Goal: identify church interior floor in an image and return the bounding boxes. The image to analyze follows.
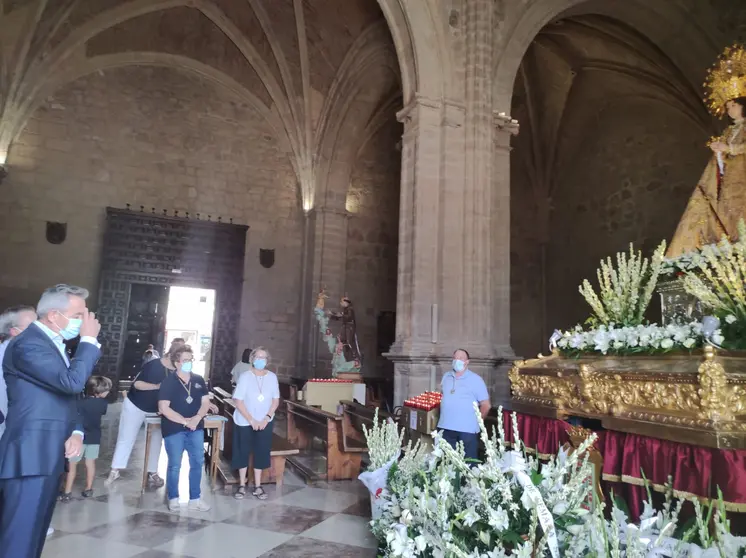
[42,402,377,558]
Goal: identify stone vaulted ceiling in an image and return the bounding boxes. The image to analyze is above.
[510,14,712,244]
[0,0,402,207]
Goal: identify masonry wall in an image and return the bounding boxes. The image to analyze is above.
[0,66,303,377]
[511,98,708,357]
[346,118,402,376]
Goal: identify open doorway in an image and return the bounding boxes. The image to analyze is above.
[165,286,217,378]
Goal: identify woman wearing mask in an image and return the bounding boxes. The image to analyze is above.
[158,345,211,511]
[229,347,253,385]
[106,338,186,487]
[231,347,280,500]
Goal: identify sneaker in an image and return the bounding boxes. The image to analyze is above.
[58,492,72,503]
[188,499,211,512]
[168,498,181,511]
[46,528,54,537]
[82,489,94,498]
[147,472,165,488]
[104,469,121,486]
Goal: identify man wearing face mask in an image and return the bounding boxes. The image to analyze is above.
[437,349,491,461]
[0,305,38,441]
[0,284,101,558]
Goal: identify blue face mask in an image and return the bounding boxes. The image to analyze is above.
[58,313,82,341]
[181,361,193,373]
[452,359,466,373]
[253,358,267,370]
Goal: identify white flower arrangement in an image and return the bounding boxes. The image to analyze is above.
[579,242,666,327]
[368,405,746,557]
[661,244,722,276]
[555,322,707,356]
[362,407,404,471]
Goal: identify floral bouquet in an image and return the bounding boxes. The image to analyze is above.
[368,404,746,557]
[359,408,404,519]
[555,322,709,356]
[371,405,597,557]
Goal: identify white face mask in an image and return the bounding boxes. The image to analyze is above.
[452,359,466,373]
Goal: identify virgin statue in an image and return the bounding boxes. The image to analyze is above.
[668,45,746,257]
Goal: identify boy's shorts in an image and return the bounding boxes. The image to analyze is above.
[68,444,100,463]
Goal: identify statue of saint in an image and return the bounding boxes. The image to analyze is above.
[315,287,329,310]
[668,45,746,257]
[328,296,362,364]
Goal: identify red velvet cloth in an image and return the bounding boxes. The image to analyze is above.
[501,410,746,520]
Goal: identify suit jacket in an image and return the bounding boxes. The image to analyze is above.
[0,324,100,478]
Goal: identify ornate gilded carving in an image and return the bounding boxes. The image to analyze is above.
[509,347,746,449]
[698,345,732,421]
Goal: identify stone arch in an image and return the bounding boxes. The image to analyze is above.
[375,0,453,103]
[313,23,401,210]
[6,51,298,180]
[494,0,717,112]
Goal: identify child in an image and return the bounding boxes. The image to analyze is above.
[60,375,112,501]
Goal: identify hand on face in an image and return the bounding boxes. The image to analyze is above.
[80,311,101,338]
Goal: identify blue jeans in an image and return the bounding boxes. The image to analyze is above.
[163,429,204,501]
[441,429,479,461]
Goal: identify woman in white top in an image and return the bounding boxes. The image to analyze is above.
[231,346,280,500]
[230,347,253,385]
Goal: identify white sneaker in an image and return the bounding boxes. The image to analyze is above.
[104,469,121,486]
[46,528,54,537]
[188,499,211,512]
[168,498,181,511]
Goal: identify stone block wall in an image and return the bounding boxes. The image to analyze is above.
[346,118,402,377]
[0,66,303,378]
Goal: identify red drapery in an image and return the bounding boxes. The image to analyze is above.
[499,410,746,518]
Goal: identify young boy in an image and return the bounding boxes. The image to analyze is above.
[60,375,112,501]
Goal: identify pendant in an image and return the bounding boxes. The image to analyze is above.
[450,389,455,394]
[186,396,193,404]
[257,394,265,402]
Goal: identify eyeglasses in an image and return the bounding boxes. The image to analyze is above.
[181,358,194,363]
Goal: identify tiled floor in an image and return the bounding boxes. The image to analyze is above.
[42,402,377,558]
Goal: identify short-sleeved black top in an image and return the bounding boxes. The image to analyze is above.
[77,397,109,445]
[157,372,209,438]
[128,359,170,413]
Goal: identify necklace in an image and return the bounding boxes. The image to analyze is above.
[254,371,266,402]
[179,374,193,404]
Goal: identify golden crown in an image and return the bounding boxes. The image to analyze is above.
[704,44,746,117]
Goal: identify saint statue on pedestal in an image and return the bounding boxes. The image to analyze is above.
[328,296,362,364]
[668,45,746,257]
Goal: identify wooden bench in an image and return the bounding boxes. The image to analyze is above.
[340,400,394,453]
[216,433,299,487]
[286,399,362,482]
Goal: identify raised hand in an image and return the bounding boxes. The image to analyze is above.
[80,311,101,338]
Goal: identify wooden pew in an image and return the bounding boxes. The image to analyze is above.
[216,434,299,487]
[286,399,362,482]
[340,400,395,453]
[278,380,298,418]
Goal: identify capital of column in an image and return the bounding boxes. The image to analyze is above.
[308,205,350,219]
[493,110,520,135]
[396,94,465,129]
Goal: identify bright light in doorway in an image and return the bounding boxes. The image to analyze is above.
[165,286,216,378]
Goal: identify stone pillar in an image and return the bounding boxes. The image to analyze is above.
[299,204,349,376]
[387,0,517,406]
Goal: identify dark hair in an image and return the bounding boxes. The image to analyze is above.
[453,348,470,360]
[730,97,746,120]
[241,347,253,364]
[166,338,186,357]
[171,337,185,344]
[170,344,193,367]
[87,375,113,397]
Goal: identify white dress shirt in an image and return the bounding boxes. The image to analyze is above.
[32,321,100,439]
[0,340,9,440]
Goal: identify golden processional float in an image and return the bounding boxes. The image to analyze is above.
[509,45,746,510]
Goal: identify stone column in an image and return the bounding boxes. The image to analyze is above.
[298,204,349,376]
[387,0,517,405]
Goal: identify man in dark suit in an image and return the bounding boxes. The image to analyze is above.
[0,284,101,558]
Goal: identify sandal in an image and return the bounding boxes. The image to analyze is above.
[82,489,94,498]
[234,485,246,500]
[252,486,268,500]
[58,492,72,503]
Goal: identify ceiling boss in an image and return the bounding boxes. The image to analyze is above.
[668,45,746,257]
